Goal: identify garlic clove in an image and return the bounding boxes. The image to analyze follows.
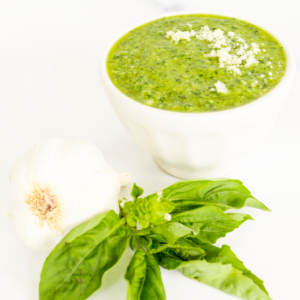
[9,138,130,251]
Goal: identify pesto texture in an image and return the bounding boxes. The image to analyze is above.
[107,15,286,112]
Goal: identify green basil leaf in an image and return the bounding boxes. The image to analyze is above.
[154,252,183,270]
[131,183,144,199]
[156,252,271,300]
[127,214,137,227]
[245,198,271,211]
[125,194,174,229]
[124,201,135,213]
[172,206,252,244]
[201,244,269,295]
[161,179,270,212]
[125,249,166,300]
[129,235,137,251]
[178,260,271,300]
[150,222,196,244]
[39,210,128,300]
[149,238,206,261]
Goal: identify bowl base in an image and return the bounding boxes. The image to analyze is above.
[154,158,242,179]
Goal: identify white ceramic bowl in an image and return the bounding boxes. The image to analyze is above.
[100,12,295,179]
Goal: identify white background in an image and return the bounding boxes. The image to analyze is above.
[1,1,300,299]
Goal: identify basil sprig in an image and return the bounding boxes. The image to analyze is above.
[39,179,272,300]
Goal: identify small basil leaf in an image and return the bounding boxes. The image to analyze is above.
[139,236,153,249]
[150,222,196,244]
[172,206,252,244]
[201,244,269,295]
[39,210,128,300]
[127,195,174,229]
[245,197,271,211]
[125,249,166,300]
[162,179,266,212]
[129,235,137,251]
[131,183,144,199]
[154,252,183,270]
[149,238,206,261]
[127,214,137,227]
[124,201,135,213]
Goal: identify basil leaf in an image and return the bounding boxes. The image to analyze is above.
[154,252,183,270]
[125,249,166,300]
[156,253,271,300]
[172,206,252,244]
[124,194,174,229]
[39,210,128,300]
[129,235,137,251]
[178,260,271,300]
[201,244,268,295]
[245,197,271,211]
[161,179,270,211]
[149,238,206,261]
[150,222,196,244]
[131,183,144,199]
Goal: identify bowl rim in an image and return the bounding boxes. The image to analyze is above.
[100,11,295,119]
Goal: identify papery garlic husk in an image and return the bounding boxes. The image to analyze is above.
[9,138,130,251]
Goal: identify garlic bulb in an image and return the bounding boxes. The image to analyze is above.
[9,138,130,251]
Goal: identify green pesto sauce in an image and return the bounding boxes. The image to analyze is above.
[107,14,286,112]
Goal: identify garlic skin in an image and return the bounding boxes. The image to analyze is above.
[9,138,126,251]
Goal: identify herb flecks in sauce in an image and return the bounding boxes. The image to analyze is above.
[107,15,286,112]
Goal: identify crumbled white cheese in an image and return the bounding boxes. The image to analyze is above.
[196,26,228,48]
[270,66,273,68]
[214,81,228,93]
[241,80,246,85]
[190,30,197,37]
[245,53,258,68]
[209,39,259,73]
[267,62,272,65]
[227,65,241,75]
[166,26,261,75]
[263,49,266,52]
[251,42,260,51]
[166,30,192,43]
[164,213,172,221]
[210,88,216,92]
[260,74,265,78]
[268,72,273,76]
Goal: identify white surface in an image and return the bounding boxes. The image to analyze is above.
[100,10,295,179]
[0,1,299,299]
